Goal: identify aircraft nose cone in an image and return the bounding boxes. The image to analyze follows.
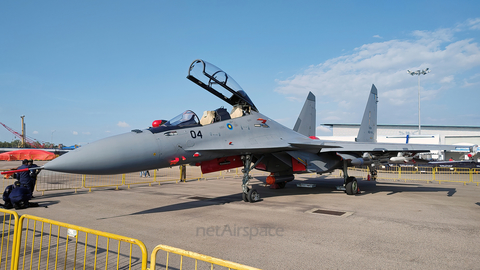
[44,131,161,174]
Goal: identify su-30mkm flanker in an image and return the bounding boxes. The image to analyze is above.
[11,59,472,202]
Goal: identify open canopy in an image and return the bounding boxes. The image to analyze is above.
[186,59,258,112]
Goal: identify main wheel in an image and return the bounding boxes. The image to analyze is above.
[247,189,260,203]
[345,178,358,195]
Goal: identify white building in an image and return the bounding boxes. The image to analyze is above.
[318,124,480,161]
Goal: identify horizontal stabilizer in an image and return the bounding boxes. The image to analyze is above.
[322,141,465,153]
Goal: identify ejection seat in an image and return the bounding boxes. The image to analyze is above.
[230,105,244,119]
[200,111,215,125]
[200,108,232,125]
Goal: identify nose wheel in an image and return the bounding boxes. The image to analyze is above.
[241,155,262,203]
[242,188,260,202]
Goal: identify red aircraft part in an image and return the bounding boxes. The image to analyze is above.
[292,157,306,172]
[266,174,295,185]
[200,155,243,174]
[254,158,306,172]
[0,167,30,175]
[152,120,167,128]
[256,162,267,170]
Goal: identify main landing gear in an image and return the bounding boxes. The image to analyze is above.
[241,154,262,203]
[369,165,378,181]
[343,161,359,195]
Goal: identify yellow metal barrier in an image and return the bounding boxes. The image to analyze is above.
[433,167,471,185]
[153,167,183,183]
[346,167,369,180]
[0,209,19,270]
[35,170,83,194]
[124,171,156,188]
[181,166,204,182]
[361,166,478,185]
[396,166,435,182]
[375,166,401,181]
[0,170,16,193]
[201,170,226,180]
[84,173,124,191]
[14,215,148,270]
[472,168,480,186]
[149,244,261,270]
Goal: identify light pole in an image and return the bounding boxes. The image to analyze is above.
[407,68,430,135]
[51,130,56,146]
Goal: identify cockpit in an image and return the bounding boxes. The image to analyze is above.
[148,110,200,134]
[148,106,237,134]
[148,59,257,134]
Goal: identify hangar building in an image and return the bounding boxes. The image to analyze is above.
[318,124,480,161]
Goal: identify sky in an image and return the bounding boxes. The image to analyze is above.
[1,1,479,146]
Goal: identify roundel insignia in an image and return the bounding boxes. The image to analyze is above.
[227,123,233,130]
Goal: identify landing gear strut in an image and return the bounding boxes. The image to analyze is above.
[342,161,358,195]
[369,165,377,181]
[241,154,262,203]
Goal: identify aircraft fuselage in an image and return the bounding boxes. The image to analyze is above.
[43,111,307,175]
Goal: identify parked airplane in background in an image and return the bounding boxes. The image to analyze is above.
[6,59,472,202]
[349,89,477,169]
[60,144,81,150]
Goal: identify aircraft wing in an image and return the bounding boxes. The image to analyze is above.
[319,141,464,153]
[186,138,459,156]
[184,139,342,155]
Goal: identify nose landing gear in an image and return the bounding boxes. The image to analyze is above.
[241,154,262,203]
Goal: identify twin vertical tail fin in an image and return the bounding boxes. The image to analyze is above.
[293,85,377,141]
[293,92,316,137]
[356,84,378,143]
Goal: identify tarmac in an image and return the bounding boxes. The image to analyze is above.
[2,160,480,269]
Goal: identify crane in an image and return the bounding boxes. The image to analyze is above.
[0,121,45,148]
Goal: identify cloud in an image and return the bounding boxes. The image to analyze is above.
[440,75,454,83]
[32,131,38,134]
[373,35,382,39]
[82,132,91,135]
[467,18,480,30]
[73,131,78,135]
[117,121,130,128]
[274,18,480,124]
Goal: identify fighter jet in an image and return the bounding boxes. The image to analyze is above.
[31,59,471,202]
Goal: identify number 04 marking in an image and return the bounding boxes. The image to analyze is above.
[190,130,203,139]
